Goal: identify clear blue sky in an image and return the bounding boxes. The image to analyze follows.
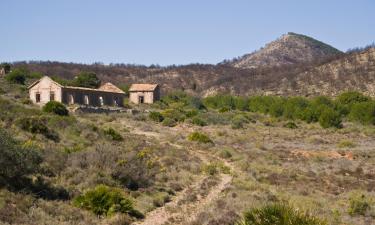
[1,0,374,66]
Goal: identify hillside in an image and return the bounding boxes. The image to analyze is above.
[11,47,375,97]
[1,75,375,225]
[229,32,343,69]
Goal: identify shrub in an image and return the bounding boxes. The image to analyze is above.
[188,132,213,144]
[162,108,186,122]
[236,203,326,225]
[231,114,248,129]
[337,140,356,148]
[17,117,60,142]
[348,194,372,216]
[191,116,208,126]
[318,108,342,128]
[0,128,42,183]
[348,102,375,125]
[152,192,171,207]
[5,68,26,84]
[104,128,123,141]
[42,101,69,116]
[337,91,370,106]
[73,185,142,218]
[282,97,310,120]
[219,148,233,159]
[283,121,298,129]
[149,111,164,122]
[162,118,177,127]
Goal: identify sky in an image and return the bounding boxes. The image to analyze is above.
[1,0,374,66]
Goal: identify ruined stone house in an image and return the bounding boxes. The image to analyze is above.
[0,68,5,76]
[28,76,126,107]
[129,84,160,104]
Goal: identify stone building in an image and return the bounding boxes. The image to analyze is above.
[28,76,126,107]
[129,84,160,104]
[0,68,5,76]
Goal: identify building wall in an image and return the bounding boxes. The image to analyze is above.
[61,88,125,107]
[129,91,155,104]
[29,77,62,105]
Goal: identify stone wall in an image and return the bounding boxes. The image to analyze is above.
[62,87,125,107]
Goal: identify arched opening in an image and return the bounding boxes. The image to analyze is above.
[99,96,104,106]
[84,95,89,105]
[68,94,74,104]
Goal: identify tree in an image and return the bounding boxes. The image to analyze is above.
[349,102,375,125]
[5,68,27,84]
[73,72,101,88]
[319,108,342,128]
[1,63,11,73]
[337,91,370,106]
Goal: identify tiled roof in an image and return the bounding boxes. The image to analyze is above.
[129,84,158,92]
[98,83,125,94]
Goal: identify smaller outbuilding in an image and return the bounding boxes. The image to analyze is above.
[129,84,160,104]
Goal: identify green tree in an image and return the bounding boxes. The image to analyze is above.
[73,72,101,88]
[348,102,375,125]
[319,108,342,128]
[337,91,370,106]
[5,68,27,84]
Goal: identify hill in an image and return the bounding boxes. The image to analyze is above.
[228,32,343,69]
[7,33,375,97]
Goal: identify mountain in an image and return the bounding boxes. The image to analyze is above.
[9,35,375,97]
[229,32,343,69]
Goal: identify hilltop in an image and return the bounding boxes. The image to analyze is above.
[229,32,343,68]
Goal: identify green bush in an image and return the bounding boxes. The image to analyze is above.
[42,101,69,116]
[162,118,177,127]
[236,203,326,225]
[337,91,370,106]
[5,68,26,84]
[191,116,208,126]
[17,117,60,142]
[149,111,164,122]
[231,114,248,129]
[348,194,371,216]
[104,128,123,141]
[283,121,298,129]
[73,185,142,218]
[0,128,42,182]
[188,131,213,144]
[318,108,342,128]
[348,102,375,125]
[162,108,186,122]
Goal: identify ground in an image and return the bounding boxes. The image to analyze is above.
[0,78,375,225]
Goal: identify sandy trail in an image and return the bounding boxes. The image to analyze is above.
[130,125,235,225]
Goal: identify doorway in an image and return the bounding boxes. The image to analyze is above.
[138,96,144,104]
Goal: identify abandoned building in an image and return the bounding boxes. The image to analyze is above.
[0,68,5,76]
[28,76,126,107]
[129,83,160,104]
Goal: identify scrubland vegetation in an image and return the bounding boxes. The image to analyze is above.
[1,72,375,225]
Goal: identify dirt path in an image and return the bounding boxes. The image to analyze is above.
[130,126,235,225]
[133,158,232,225]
